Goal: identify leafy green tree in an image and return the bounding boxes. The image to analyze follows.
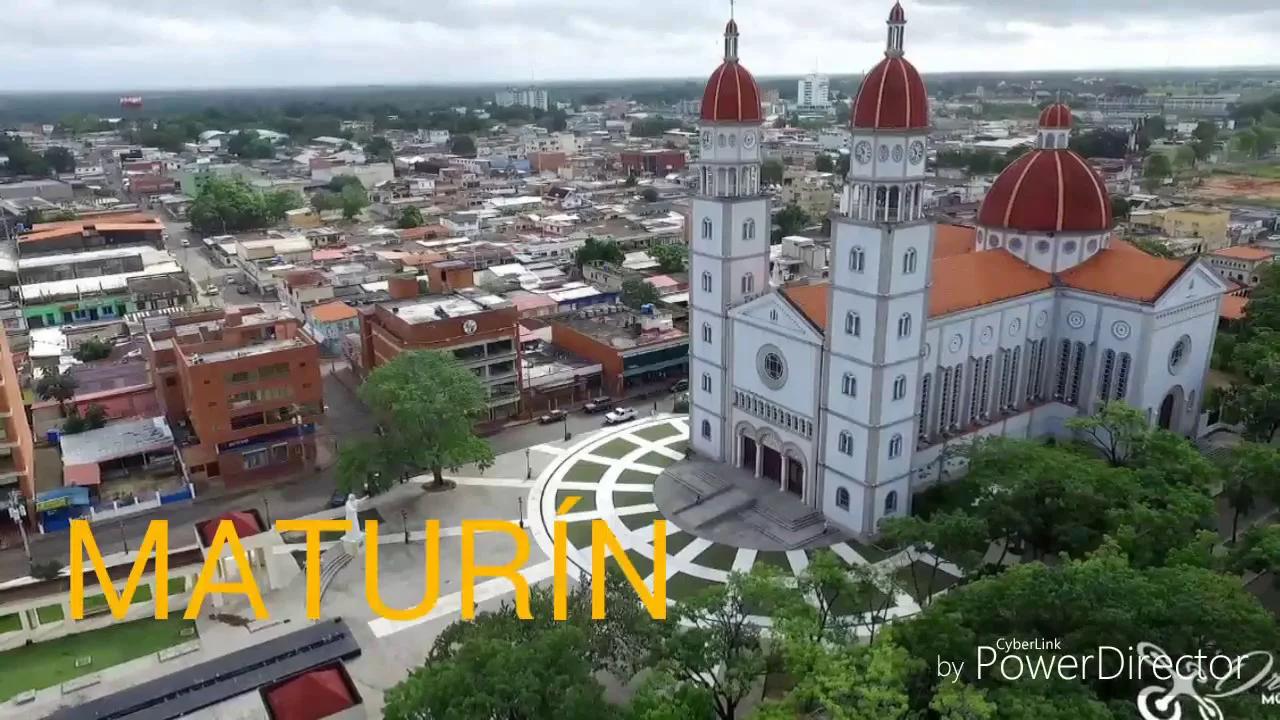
[1069,128,1128,159]
[263,190,302,222]
[326,174,363,192]
[1110,196,1131,221]
[35,368,78,416]
[82,403,107,430]
[1224,329,1280,442]
[226,129,275,159]
[624,175,638,187]
[1066,401,1150,467]
[1228,525,1280,578]
[572,237,625,270]
[335,438,392,496]
[814,154,835,172]
[880,511,988,605]
[449,134,477,157]
[760,159,784,186]
[630,117,684,138]
[621,278,661,309]
[188,177,274,234]
[1174,144,1197,169]
[396,206,424,229]
[1192,120,1219,160]
[1131,236,1176,258]
[43,146,76,173]
[773,202,809,241]
[363,135,393,162]
[641,187,660,202]
[339,183,369,220]
[310,189,342,213]
[1218,443,1280,542]
[1142,153,1173,189]
[0,133,51,176]
[648,243,688,273]
[72,338,113,362]
[359,351,494,487]
[624,673,716,720]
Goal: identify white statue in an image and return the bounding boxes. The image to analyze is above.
[342,493,363,543]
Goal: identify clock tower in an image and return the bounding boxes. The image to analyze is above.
[688,16,770,461]
[821,1,932,533]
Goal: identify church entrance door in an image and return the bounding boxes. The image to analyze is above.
[762,446,782,483]
[785,457,803,496]
[740,436,757,473]
[1158,393,1176,430]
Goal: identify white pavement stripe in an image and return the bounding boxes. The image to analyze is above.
[529,444,565,456]
[559,502,659,524]
[732,548,758,573]
[676,538,714,564]
[830,542,868,566]
[786,550,810,574]
[368,560,556,638]
[441,477,530,488]
[557,481,654,493]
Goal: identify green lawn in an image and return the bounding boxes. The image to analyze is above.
[0,618,196,701]
[895,561,961,602]
[666,571,718,601]
[635,424,681,442]
[635,451,676,469]
[595,438,640,460]
[556,489,597,514]
[693,543,740,572]
[618,469,658,485]
[618,510,665,533]
[753,551,793,573]
[563,460,609,484]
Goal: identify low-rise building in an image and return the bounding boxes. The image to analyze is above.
[306,301,360,356]
[19,245,192,328]
[780,170,838,221]
[0,331,34,524]
[620,150,687,176]
[145,307,323,485]
[550,305,688,396]
[1131,205,1231,252]
[1206,245,1277,287]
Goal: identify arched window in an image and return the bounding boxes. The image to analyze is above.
[897,313,912,338]
[701,373,711,393]
[892,375,908,400]
[845,312,861,337]
[887,185,901,220]
[1099,349,1116,401]
[701,218,712,239]
[842,373,856,397]
[702,323,712,344]
[838,431,853,456]
[701,272,712,293]
[836,487,850,510]
[701,420,711,439]
[741,273,754,294]
[884,490,898,514]
[743,218,755,241]
[1044,133,1057,149]
[888,434,903,459]
[849,246,866,273]
[903,248,918,274]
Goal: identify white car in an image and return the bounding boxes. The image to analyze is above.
[604,407,636,425]
[180,238,191,248]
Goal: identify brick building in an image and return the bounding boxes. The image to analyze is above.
[620,150,687,176]
[145,307,323,485]
[0,331,35,522]
[551,306,688,397]
[359,271,523,423]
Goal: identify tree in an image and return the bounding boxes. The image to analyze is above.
[645,575,770,720]
[1218,443,1280,543]
[1192,120,1219,160]
[1131,236,1176,258]
[1228,525,1280,579]
[359,351,494,487]
[449,134,477,157]
[363,135,393,162]
[335,438,392,496]
[36,369,78,416]
[621,278,661,309]
[1069,128,1128,159]
[1174,144,1197,169]
[72,337,113,362]
[188,177,274,234]
[814,154,835,173]
[395,206,424,229]
[624,175,638,187]
[630,117,684,138]
[1142,153,1172,190]
[880,511,988,606]
[226,130,275,159]
[310,190,342,213]
[760,159,784,186]
[774,202,809,241]
[1225,331,1280,442]
[339,183,368,220]
[641,187,660,202]
[572,237,624,270]
[648,243,688,273]
[43,146,76,174]
[1110,196,1131,221]
[263,190,302,222]
[1066,401,1150,467]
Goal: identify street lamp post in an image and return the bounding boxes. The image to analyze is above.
[5,491,30,560]
[401,509,409,544]
[263,496,272,526]
[525,448,531,480]
[517,497,524,529]
[118,520,129,555]
[562,414,571,442]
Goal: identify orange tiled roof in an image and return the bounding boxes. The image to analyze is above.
[1058,249,1190,303]
[781,283,829,332]
[934,223,976,259]
[309,301,358,323]
[30,211,155,232]
[91,222,163,232]
[1221,294,1248,321]
[1211,245,1275,261]
[929,251,1053,317]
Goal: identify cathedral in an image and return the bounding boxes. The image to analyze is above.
[688,3,1228,535]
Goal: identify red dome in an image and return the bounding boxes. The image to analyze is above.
[1039,103,1073,129]
[888,1,906,23]
[701,61,763,123]
[851,56,928,130]
[978,149,1112,233]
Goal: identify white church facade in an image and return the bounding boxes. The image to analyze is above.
[687,4,1228,536]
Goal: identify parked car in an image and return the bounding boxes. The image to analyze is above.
[604,407,637,425]
[327,487,348,509]
[583,396,613,414]
[669,379,689,393]
[538,408,567,424]
[180,238,191,248]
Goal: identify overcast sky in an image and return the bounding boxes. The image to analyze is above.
[5,0,1279,91]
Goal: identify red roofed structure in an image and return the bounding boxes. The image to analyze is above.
[851,3,928,130]
[263,664,360,720]
[976,149,1112,233]
[197,510,265,547]
[700,19,763,123]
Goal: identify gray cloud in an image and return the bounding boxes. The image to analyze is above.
[2,0,1275,91]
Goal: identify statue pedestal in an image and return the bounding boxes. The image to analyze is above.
[341,532,364,556]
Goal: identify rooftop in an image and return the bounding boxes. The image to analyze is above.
[187,337,306,364]
[929,251,1054,316]
[60,416,174,466]
[385,292,510,325]
[557,307,686,350]
[1211,245,1275,261]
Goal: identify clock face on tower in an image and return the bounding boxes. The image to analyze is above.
[909,140,925,165]
[701,131,711,148]
[742,131,756,149]
[854,141,872,164]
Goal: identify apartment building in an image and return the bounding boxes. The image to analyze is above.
[780,170,838,221]
[1206,245,1277,287]
[359,276,522,423]
[0,331,34,521]
[18,244,192,328]
[146,307,323,485]
[495,87,549,111]
[1130,205,1230,252]
[797,73,831,109]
